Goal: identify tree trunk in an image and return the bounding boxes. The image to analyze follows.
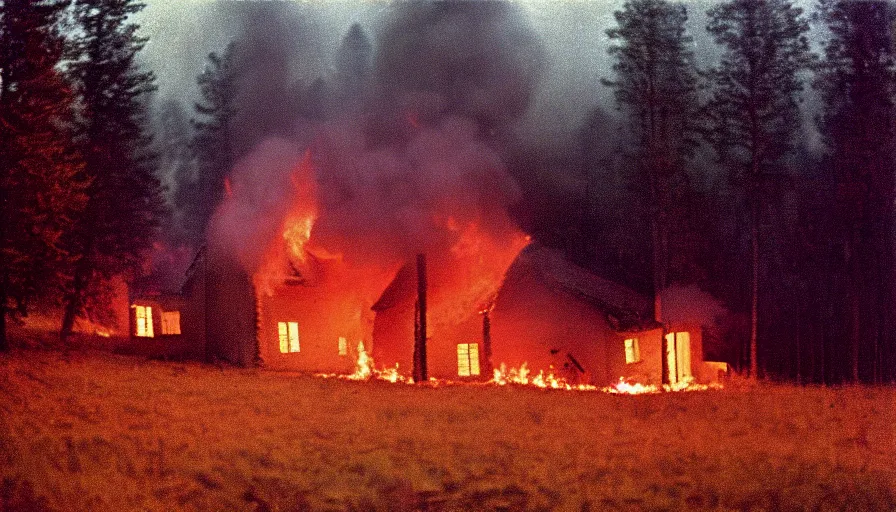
[845,228,861,384]
[60,253,92,342]
[0,280,8,353]
[795,300,802,384]
[750,193,759,380]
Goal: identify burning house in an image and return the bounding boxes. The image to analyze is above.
[126,4,724,387]
[129,236,720,388]
[370,243,719,387]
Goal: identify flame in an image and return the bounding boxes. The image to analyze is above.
[601,377,723,394]
[491,363,598,391]
[253,150,321,294]
[428,216,531,326]
[321,357,722,394]
[346,341,372,380]
[602,378,659,395]
[283,215,315,263]
[333,341,410,384]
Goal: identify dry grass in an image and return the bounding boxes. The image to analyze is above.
[0,349,894,511]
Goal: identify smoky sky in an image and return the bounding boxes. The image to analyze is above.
[139,0,823,155]
[138,0,616,147]
[207,1,543,276]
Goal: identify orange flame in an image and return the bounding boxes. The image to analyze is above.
[491,363,598,391]
[428,216,531,326]
[321,357,722,394]
[322,341,410,384]
[283,215,314,263]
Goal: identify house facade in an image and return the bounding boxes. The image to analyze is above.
[129,243,721,386]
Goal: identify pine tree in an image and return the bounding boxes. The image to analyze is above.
[0,0,87,351]
[815,0,896,383]
[180,43,238,244]
[333,23,372,111]
[604,0,701,383]
[156,98,195,245]
[704,0,812,379]
[60,0,163,340]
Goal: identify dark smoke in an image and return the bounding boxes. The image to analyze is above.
[213,1,326,158]
[209,2,547,276]
[372,2,547,137]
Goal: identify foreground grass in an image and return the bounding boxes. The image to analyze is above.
[0,350,894,511]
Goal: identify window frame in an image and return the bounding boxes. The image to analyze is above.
[161,310,181,335]
[457,343,481,377]
[134,305,154,338]
[277,321,300,353]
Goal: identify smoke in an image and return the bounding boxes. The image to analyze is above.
[215,1,326,157]
[208,138,312,274]
[372,2,546,135]
[210,2,545,282]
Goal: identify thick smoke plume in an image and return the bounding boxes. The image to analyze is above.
[209,2,546,302]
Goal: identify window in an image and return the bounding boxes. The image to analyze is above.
[624,338,640,364]
[277,322,300,353]
[338,337,348,356]
[161,311,181,335]
[134,305,153,338]
[457,343,480,377]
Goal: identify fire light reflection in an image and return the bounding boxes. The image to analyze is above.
[319,344,721,394]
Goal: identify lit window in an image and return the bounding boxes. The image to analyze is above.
[624,338,640,364]
[161,311,181,335]
[665,331,692,384]
[277,322,300,353]
[338,337,348,356]
[134,305,153,338]
[457,343,480,376]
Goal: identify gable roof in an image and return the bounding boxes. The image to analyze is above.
[371,243,657,332]
[502,244,656,332]
[371,263,415,312]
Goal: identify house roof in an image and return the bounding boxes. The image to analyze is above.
[370,243,657,332]
[371,263,415,312]
[508,244,655,331]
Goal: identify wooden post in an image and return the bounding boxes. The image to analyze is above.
[481,309,493,380]
[413,254,428,383]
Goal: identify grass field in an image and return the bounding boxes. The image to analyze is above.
[0,349,894,511]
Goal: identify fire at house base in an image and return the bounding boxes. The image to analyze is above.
[129,242,728,390]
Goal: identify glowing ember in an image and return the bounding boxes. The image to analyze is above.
[603,378,659,394]
[664,377,721,393]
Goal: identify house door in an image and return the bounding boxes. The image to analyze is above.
[664,331,692,385]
